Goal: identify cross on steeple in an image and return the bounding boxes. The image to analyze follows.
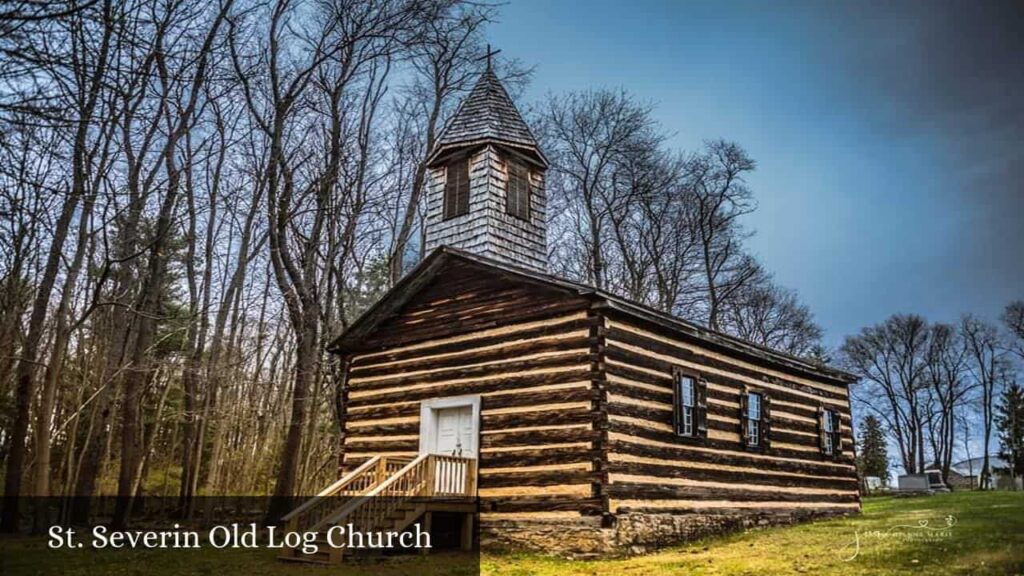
[479,44,501,71]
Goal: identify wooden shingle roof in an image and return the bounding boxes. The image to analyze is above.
[427,69,546,167]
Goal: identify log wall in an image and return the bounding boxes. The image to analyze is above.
[341,267,601,524]
[600,310,860,519]
[337,263,860,554]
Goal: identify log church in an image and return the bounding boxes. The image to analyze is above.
[280,65,859,562]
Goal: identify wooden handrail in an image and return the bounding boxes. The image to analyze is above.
[313,454,476,534]
[315,454,428,531]
[281,456,382,522]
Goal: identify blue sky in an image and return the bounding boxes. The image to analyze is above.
[487,0,1024,346]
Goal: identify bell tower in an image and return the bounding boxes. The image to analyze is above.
[424,66,548,271]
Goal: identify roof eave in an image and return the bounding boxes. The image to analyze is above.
[425,139,548,169]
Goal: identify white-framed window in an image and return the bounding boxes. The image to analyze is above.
[675,375,696,437]
[815,405,839,455]
[746,392,762,447]
[822,408,836,455]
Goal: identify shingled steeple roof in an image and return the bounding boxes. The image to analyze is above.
[426,68,546,167]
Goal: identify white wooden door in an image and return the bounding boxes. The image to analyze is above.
[433,405,474,494]
[434,405,475,458]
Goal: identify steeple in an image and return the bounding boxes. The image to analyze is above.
[424,65,548,271]
[427,68,546,168]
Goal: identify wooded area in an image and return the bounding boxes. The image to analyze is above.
[841,304,1024,490]
[1,0,1018,538]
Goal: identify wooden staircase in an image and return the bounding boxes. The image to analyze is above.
[278,454,477,565]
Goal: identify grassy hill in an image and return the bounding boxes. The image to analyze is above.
[484,492,1024,576]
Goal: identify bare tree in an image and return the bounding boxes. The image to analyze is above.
[685,140,757,331]
[543,89,662,289]
[923,323,971,483]
[720,272,824,357]
[841,314,931,475]
[0,0,115,532]
[1002,301,1024,363]
[229,0,425,523]
[387,3,492,284]
[961,315,1008,489]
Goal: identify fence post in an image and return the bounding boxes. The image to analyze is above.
[424,455,436,497]
[466,458,478,496]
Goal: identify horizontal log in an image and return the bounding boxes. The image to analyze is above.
[480,496,603,514]
[483,385,596,411]
[603,309,852,389]
[607,400,851,452]
[604,460,859,491]
[607,375,852,433]
[605,376,673,405]
[605,482,859,504]
[605,342,847,405]
[350,332,594,378]
[344,384,594,421]
[478,469,598,489]
[481,427,599,449]
[608,418,848,464]
[481,447,600,468]
[349,351,594,392]
[346,402,419,421]
[483,407,594,430]
[352,316,594,368]
[612,503,858,516]
[341,438,418,452]
[609,437,855,477]
[346,368,595,407]
[345,420,419,436]
[363,299,590,351]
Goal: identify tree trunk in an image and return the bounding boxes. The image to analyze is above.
[266,312,318,523]
[1,190,80,532]
[31,192,95,533]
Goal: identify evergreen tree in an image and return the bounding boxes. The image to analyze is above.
[857,415,890,487]
[995,383,1024,488]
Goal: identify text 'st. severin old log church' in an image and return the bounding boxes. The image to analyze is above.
[282,65,860,561]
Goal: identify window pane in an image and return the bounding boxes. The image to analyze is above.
[681,377,694,407]
[748,393,760,420]
[676,375,696,437]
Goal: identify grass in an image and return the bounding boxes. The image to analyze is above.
[1,492,1021,575]
[484,492,1024,576]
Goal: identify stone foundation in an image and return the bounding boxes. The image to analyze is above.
[480,516,612,557]
[481,508,855,557]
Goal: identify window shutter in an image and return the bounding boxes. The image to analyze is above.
[832,410,843,455]
[506,159,530,220]
[818,406,828,453]
[672,372,681,435]
[696,378,708,438]
[739,388,749,445]
[444,159,469,219]
[761,394,772,449]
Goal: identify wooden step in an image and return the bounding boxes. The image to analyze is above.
[277,554,331,565]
